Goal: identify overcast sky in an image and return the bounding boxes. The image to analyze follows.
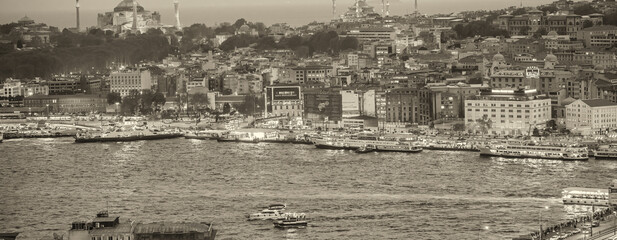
[0,0,555,28]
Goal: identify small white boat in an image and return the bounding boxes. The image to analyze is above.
[248,209,284,221]
[273,213,308,228]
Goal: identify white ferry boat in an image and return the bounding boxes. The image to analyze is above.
[314,136,421,153]
[594,144,617,159]
[247,209,304,221]
[478,142,588,160]
[247,209,285,221]
[562,188,609,206]
[273,213,308,228]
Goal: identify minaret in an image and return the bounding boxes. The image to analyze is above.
[382,0,385,15]
[332,0,336,18]
[132,0,138,32]
[355,0,361,18]
[415,0,418,12]
[75,0,80,31]
[174,0,181,30]
[386,1,390,17]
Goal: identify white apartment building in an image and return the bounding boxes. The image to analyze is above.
[565,99,617,131]
[465,89,551,135]
[109,69,152,97]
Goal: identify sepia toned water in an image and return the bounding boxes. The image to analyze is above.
[1,138,616,240]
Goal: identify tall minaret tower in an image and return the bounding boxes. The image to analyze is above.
[332,0,336,18]
[386,1,390,17]
[174,0,181,30]
[382,0,385,15]
[415,0,418,12]
[132,0,138,32]
[75,0,80,31]
[355,0,361,18]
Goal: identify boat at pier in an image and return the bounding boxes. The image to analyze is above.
[562,188,609,206]
[478,141,588,160]
[355,145,376,153]
[75,129,183,143]
[185,130,223,140]
[594,144,617,159]
[314,136,422,153]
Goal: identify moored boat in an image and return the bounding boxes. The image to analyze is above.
[75,130,183,143]
[355,145,376,154]
[478,141,588,160]
[594,144,617,159]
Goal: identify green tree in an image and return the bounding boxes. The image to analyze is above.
[573,3,598,15]
[512,8,527,16]
[189,92,210,113]
[583,20,594,29]
[533,27,548,38]
[519,26,531,36]
[476,114,493,134]
[152,92,166,108]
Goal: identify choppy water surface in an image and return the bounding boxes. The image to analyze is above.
[1,138,616,239]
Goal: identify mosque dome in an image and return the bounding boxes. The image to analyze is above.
[114,0,145,12]
[547,31,559,37]
[493,53,505,62]
[545,53,558,63]
[18,16,34,24]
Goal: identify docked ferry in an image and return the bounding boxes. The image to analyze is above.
[75,129,183,143]
[314,136,422,153]
[562,187,609,206]
[594,144,617,159]
[478,142,588,160]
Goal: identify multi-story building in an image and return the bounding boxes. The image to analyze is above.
[345,28,396,42]
[577,25,617,48]
[497,12,590,37]
[303,89,343,123]
[385,88,418,124]
[565,99,617,131]
[265,86,303,118]
[291,66,332,84]
[465,88,551,135]
[24,95,107,114]
[427,83,489,121]
[109,69,152,97]
[340,90,360,118]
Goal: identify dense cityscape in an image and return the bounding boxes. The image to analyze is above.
[2,0,617,239]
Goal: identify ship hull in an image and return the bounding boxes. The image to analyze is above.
[75,133,183,143]
[478,147,588,161]
[315,143,359,150]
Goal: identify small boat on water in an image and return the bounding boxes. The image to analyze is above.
[355,145,376,154]
[273,214,308,228]
[268,203,286,211]
[594,144,617,159]
[247,209,287,221]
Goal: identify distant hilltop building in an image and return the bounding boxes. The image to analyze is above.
[97,0,162,33]
[341,0,380,22]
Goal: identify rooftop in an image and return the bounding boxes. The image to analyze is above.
[581,99,617,107]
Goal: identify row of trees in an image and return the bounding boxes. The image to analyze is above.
[106,90,166,115]
[218,31,359,57]
[0,32,173,81]
[453,21,511,39]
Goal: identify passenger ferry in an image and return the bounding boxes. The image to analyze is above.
[478,141,588,160]
[314,136,421,153]
[562,188,609,206]
[273,213,308,228]
[594,144,617,159]
[247,209,287,221]
[185,130,224,140]
[75,129,183,143]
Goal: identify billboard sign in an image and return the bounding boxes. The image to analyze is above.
[272,87,301,101]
